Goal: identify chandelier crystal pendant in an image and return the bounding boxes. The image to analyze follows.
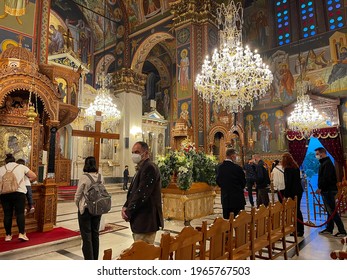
[194,1,273,112]
[287,90,325,138]
[85,71,120,120]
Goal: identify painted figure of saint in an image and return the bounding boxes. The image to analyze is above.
[49,25,64,54]
[180,102,191,127]
[0,0,29,25]
[259,112,272,153]
[328,46,347,85]
[178,49,189,91]
[274,110,286,151]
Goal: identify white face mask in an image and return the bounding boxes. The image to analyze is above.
[315,155,321,160]
[235,156,240,162]
[131,153,142,164]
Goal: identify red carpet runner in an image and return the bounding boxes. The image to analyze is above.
[0,227,80,253]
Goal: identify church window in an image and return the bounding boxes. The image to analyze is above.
[325,0,345,30]
[299,1,317,38]
[275,0,291,46]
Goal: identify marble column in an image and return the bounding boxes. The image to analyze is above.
[112,68,146,177]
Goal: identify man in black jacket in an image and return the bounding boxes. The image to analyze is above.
[253,154,270,207]
[315,147,346,237]
[216,149,246,219]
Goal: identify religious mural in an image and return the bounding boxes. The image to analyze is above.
[243,108,287,155]
[0,29,32,51]
[0,0,36,33]
[243,0,270,50]
[177,99,192,128]
[177,47,190,99]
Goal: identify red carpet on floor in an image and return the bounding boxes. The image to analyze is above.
[0,227,80,253]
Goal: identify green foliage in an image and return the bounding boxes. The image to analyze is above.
[157,149,218,190]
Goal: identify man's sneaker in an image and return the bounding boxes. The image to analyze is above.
[29,207,35,214]
[18,233,29,241]
[333,232,347,238]
[319,229,332,235]
[5,235,12,242]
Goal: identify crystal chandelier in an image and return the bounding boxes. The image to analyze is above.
[194,1,273,112]
[85,71,120,120]
[287,82,325,138]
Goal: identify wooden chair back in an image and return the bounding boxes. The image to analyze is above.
[251,205,270,259]
[116,240,161,260]
[229,210,253,260]
[282,197,299,257]
[269,201,286,259]
[201,217,231,260]
[160,226,203,260]
[103,248,113,260]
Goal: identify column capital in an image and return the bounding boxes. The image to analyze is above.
[169,0,218,27]
[112,68,147,96]
[46,120,60,128]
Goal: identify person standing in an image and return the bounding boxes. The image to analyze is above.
[315,147,346,237]
[253,154,270,207]
[271,159,285,203]
[244,158,256,207]
[74,156,104,260]
[121,141,163,244]
[282,152,304,237]
[123,165,129,191]
[217,149,246,219]
[0,153,36,241]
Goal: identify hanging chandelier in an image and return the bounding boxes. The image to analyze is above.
[85,71,120,120]
[287,83,325,138]
[194,1,273,112]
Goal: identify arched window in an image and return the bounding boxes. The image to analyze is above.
[275,0,291,46]
[325,0,345,30]
[298,0,317,38]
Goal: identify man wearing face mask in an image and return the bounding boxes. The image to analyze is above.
[216,148,246,219]
[121,141,164,244]
[315,147,346,237]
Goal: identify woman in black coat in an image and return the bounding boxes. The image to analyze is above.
[282,152,304,237]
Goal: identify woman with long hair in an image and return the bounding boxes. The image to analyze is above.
[281,152,304,237]
[74,156,104,260]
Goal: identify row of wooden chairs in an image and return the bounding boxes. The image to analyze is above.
[104,197,299,260]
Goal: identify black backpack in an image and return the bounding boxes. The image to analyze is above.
[84,173,111,216]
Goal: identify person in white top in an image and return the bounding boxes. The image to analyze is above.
[270,160,285,203]
[0,154,36,242]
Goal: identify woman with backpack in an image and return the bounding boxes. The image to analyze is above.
[74,156,105,260]
[0,153,36,242]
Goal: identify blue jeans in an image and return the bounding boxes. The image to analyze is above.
[321,191,346,233]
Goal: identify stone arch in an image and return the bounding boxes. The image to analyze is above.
[0,74,59,121]
[147,56,171,88]
[208,124,232,146]
[95,54,116,75]
[131,32,175,73]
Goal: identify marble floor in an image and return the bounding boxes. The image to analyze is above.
[20,186,347,260]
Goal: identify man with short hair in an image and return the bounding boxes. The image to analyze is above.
[244,158,257,207]
[253,154,270,207]
[216,149,246,219]
[315,147,346,237]
[121,141,164,244]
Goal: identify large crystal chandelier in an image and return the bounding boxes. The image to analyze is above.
[194,1,273,112]
[287,82,324,138]
[85,71,120,120]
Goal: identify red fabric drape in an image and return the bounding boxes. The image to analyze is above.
[288,138,308,166]
[287,127,345,172]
